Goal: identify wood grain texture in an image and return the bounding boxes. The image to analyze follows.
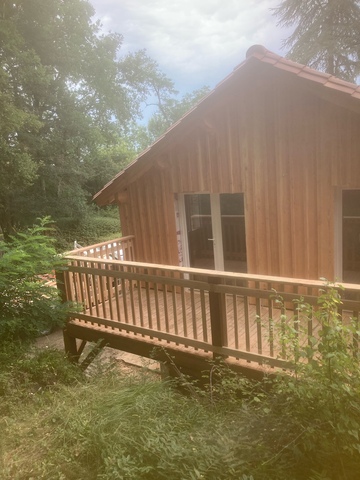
[62,256,360,369]
[116,66,360,281]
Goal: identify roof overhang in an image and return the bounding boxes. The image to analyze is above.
[94,44,360,206]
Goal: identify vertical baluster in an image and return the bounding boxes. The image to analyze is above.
[107,264,114,322]
[144,269,152,330]
[154,282,161,332]
[244,294,250,354]
[190,287,197,340]
[293,293,300,363]
[281,304,287,359]
[255,282,262,356]
[120,266,129,330]
[71,260,80,304]
[77,261,86,313]
[99,262,107,320]
[113,270,122,330]
[181,286,188,339]
[200,289,208,343]
[162,279,170,334]
[171,279,178,337]
[307,305,314,362]
[91,261,100,321]
[233,294,239,350]
[84,264,93,316]
[136,277,144,331]
[128,268,136,328]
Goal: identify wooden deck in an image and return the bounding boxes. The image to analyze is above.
[72,286,315,363]
[58,237,360,375]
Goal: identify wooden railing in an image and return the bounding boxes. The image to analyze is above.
[59,254,360,370]
[68,236,135,261]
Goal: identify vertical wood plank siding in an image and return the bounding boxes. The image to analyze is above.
[119,68,360,281]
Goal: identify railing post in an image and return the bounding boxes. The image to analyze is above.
[56,268,79,362]
[208,276,227,360]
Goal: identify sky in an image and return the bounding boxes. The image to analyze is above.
[89,0,290,97]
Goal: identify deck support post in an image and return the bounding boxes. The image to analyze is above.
[63,327,80,362]
[208,276,227,360]
[56,268,80,363]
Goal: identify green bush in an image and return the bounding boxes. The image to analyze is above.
[0,218,70,343]
[55,206,120,252]
[0,345,84,406]
[239,285,360,480]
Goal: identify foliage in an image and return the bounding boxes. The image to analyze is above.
[0,364,254,480]
[0,345,84,409]
[273,0,360,81]
[0,0,175,236]
[54,205,120,252]
[243,285,360,479]
[0,217,70,342]
[135,86,211,150]
[1,286,360,479]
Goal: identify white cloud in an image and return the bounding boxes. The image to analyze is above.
[90,0,288,92]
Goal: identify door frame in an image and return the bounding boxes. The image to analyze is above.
[210,194,225,270]
[177,193,190,268]
[177,193,225,271]
[334,187,343,281]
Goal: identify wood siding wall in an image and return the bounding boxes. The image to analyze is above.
[119,167,179,265]
[119,68,360,281]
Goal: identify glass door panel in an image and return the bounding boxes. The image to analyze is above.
[343,190,360,283]
[185,194,215,269]
[220,194,247,273]
[182,193,247,272]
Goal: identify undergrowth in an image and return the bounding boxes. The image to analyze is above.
[1,285,360,479]
[0,218,71,343]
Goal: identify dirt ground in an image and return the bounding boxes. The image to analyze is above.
[35,328,161,374]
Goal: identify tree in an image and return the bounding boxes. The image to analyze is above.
[134,86,211,150]
[0,0,175,236]
[273,0,360,82]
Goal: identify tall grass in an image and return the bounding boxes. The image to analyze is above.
[2,285,360,479]
[0,363,256,480]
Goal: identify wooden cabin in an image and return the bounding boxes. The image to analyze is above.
[94,45,360,284]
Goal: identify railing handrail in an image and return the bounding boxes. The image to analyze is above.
[67,235,135,257]
[59,254,360,370]
[64,254,360,293]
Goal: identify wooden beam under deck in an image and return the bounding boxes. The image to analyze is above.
[64,322,270,381]
[63,284,319,374]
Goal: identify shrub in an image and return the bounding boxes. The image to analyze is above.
[0,217,70,343]
[55,206,120,252]
[241,285,360,480]
[0,345,84,406]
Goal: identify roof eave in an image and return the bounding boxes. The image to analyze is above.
[94,45,360,206]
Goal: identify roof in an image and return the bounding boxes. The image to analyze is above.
[94,44,360,206]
